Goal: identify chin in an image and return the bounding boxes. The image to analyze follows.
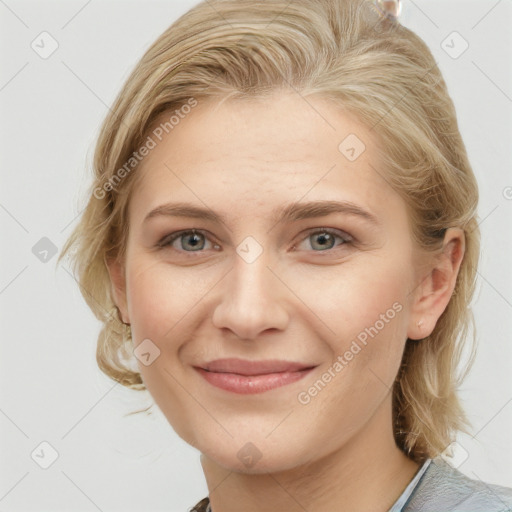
[198,435,312,475]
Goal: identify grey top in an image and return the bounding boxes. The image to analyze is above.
[400,456,512,511]
[196,456,512,512]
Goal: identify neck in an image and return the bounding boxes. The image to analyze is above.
[200,396,421,512]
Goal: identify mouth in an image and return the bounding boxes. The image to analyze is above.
[194,358,317,394]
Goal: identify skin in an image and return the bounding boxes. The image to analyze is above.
[108,91,465,512]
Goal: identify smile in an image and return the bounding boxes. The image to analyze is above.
[194,358,317,394]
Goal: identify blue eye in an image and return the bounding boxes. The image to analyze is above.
[156,228,352,255]
[299,228,353,252]
[158,230,216,252]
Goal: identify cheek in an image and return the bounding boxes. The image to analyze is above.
[125,257,208,338]
[126,263,169,337]
[123,259,199,419]
[313,256,412,384]
[308,258,410,338]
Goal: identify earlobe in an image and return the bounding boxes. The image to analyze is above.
[104,254,130,324]
[407,228,465,341]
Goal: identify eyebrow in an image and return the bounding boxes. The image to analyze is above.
[143,200,382,228]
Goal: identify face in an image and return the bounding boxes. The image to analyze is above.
[110,92,431,473]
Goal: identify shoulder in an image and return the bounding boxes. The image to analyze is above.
[403,456,512,512]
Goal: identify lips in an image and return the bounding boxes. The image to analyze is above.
[195,358,317,394]
[201,358,315,376]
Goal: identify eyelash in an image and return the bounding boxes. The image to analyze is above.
[156,228,354,256]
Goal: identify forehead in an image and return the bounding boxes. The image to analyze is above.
[129,92,401,226]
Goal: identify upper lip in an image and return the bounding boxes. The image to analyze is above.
[199,358,316,376]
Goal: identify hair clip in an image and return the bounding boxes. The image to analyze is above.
[374,0,402,21]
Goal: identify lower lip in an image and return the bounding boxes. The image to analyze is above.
[195,367,315,394]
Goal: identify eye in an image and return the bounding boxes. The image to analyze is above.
[156,228,353,255]
[157,229,219,253]
[296,228,353,252]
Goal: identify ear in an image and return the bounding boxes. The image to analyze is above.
[105,254,130,324]
[407,228,465,341]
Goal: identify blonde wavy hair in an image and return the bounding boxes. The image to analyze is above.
[58,0,480,464]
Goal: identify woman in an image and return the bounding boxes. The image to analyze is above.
[58,0,512,510]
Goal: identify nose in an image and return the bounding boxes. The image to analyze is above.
[211,250,290,341]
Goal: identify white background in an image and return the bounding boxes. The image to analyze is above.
[1,1,511,511]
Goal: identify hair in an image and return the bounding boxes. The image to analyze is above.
[58,0,481,465]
